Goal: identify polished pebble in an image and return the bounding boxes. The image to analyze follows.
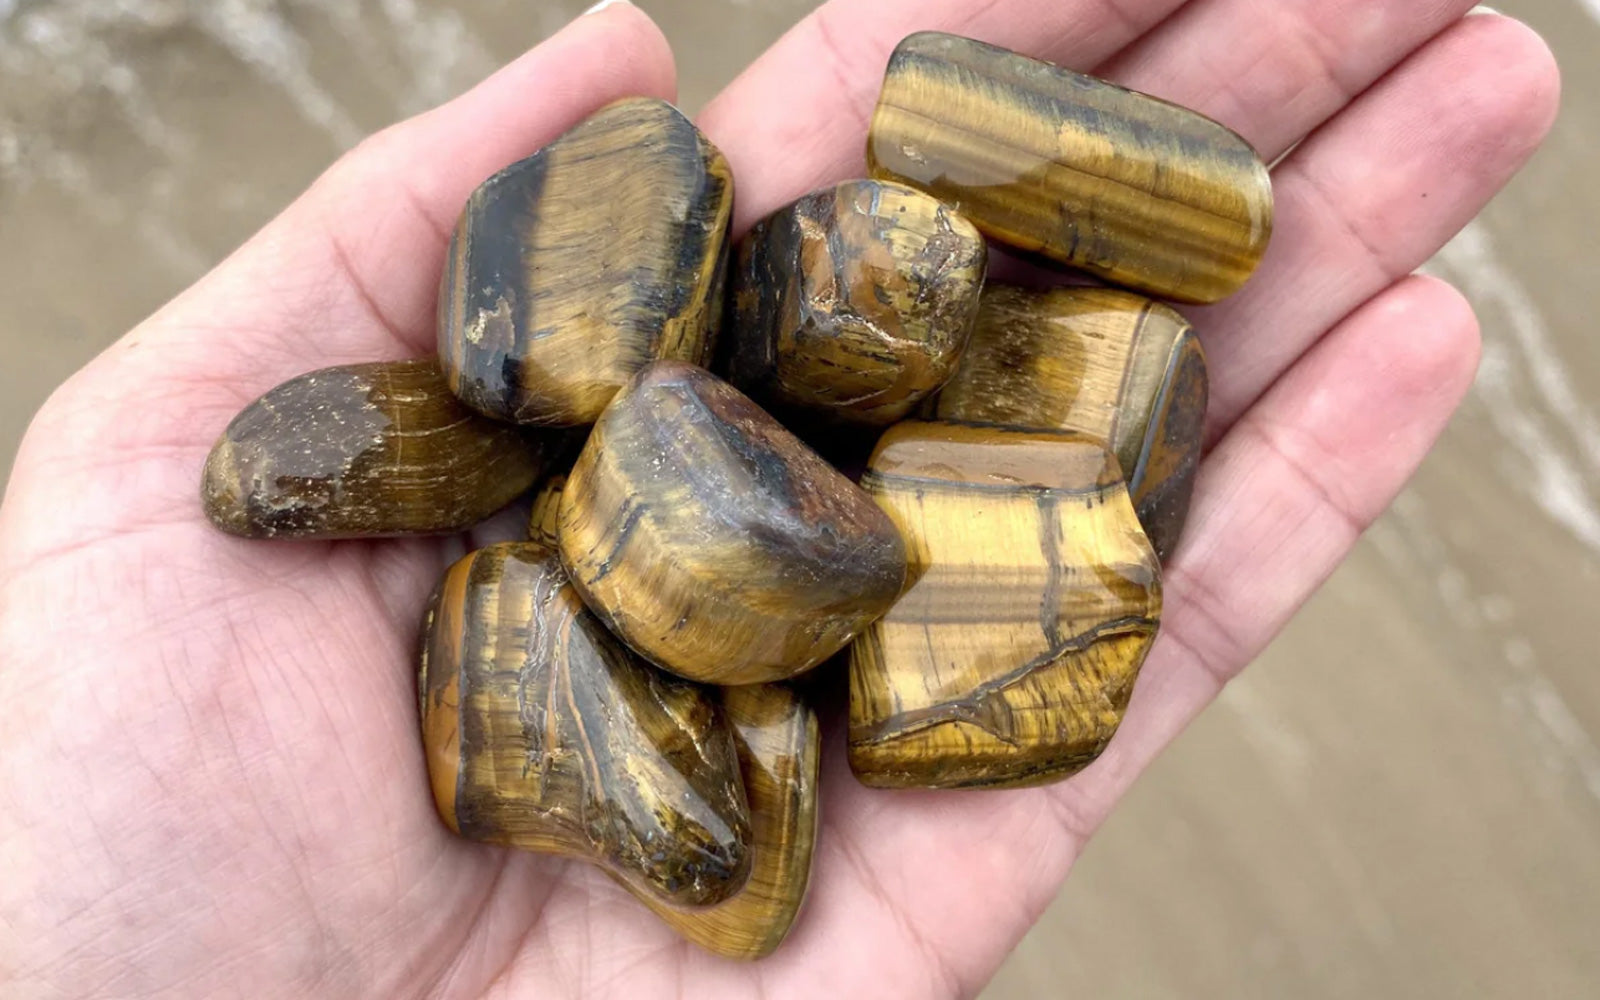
[201,360,549,539]
[937,285,1208,560]
[620,683,820,960]
[438,97,734,426]
[868,32,1273,304]
[723,178,986,427]
[419,543,752,905]
[850,422,1163,790]
[559,361,907,686]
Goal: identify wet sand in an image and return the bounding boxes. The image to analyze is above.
[1,1,1596,996]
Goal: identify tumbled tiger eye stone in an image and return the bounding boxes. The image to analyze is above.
[559,361,907,686]
[620,684,819,960]
[419,543,752,906]
[201,360,548,540]
[526,473,567,549]
[868,32,1273,304]
[438,97,734,427]
[723,179,987,426]
[849,422,1163,790]
[936,286,1207,560]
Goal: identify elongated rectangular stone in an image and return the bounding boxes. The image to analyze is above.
[868,32,1273,304]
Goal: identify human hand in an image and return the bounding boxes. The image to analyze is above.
[0,2,1559,997]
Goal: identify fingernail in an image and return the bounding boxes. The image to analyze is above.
[583,0,632,15]
[1469,5,1503,14]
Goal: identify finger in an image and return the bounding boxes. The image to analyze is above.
[697,0,1196,233]
[1060,273,1482,834]
[770,274,1482,995]
[287,2,679,356]
[1192,13,1559,445]
[96,3,675,402]
[1100,0,1481,162]
[3,4,676,547]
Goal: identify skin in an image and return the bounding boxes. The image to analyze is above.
[0,2,1559,998]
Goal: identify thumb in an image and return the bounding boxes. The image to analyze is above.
[1,2,676,560]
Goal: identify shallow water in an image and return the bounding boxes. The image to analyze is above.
[1,1,1596,995]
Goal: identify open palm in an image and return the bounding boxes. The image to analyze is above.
[0,2,1559,997]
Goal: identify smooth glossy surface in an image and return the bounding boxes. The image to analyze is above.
[724,179,986,426]
[621,684,820,960]
[201,360,548,539]
[850,422,1163,789]
[868,32,1273,304]
[559,361,907,686]
[937,286,1207,560]
[418,543,752,906]
[438,97,734,426]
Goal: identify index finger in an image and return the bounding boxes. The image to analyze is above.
[699,0,1194,233]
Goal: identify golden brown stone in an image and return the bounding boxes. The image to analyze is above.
[201,360,548,540]
[723,179,986,426]
[868,32,1273,304]
[418,543,752,906]
[438,98,734,427]
[526,473,567,550]
[620,684,819,960]
[559,361,907,686]
[936,286,1207,560]
[849,422,1163,790]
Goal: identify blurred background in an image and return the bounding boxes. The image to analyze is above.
[1,0,1596,995]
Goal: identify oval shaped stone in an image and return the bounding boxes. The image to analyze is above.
[559,361,908,686]
[618,684,820,960]
[849,422,1163,790]
[723,179,987,426]
[936,285,1207,560]
[201,360,549,540]
[438,97,734,427]
[419,543,752,906]
[868,32,1273,304]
